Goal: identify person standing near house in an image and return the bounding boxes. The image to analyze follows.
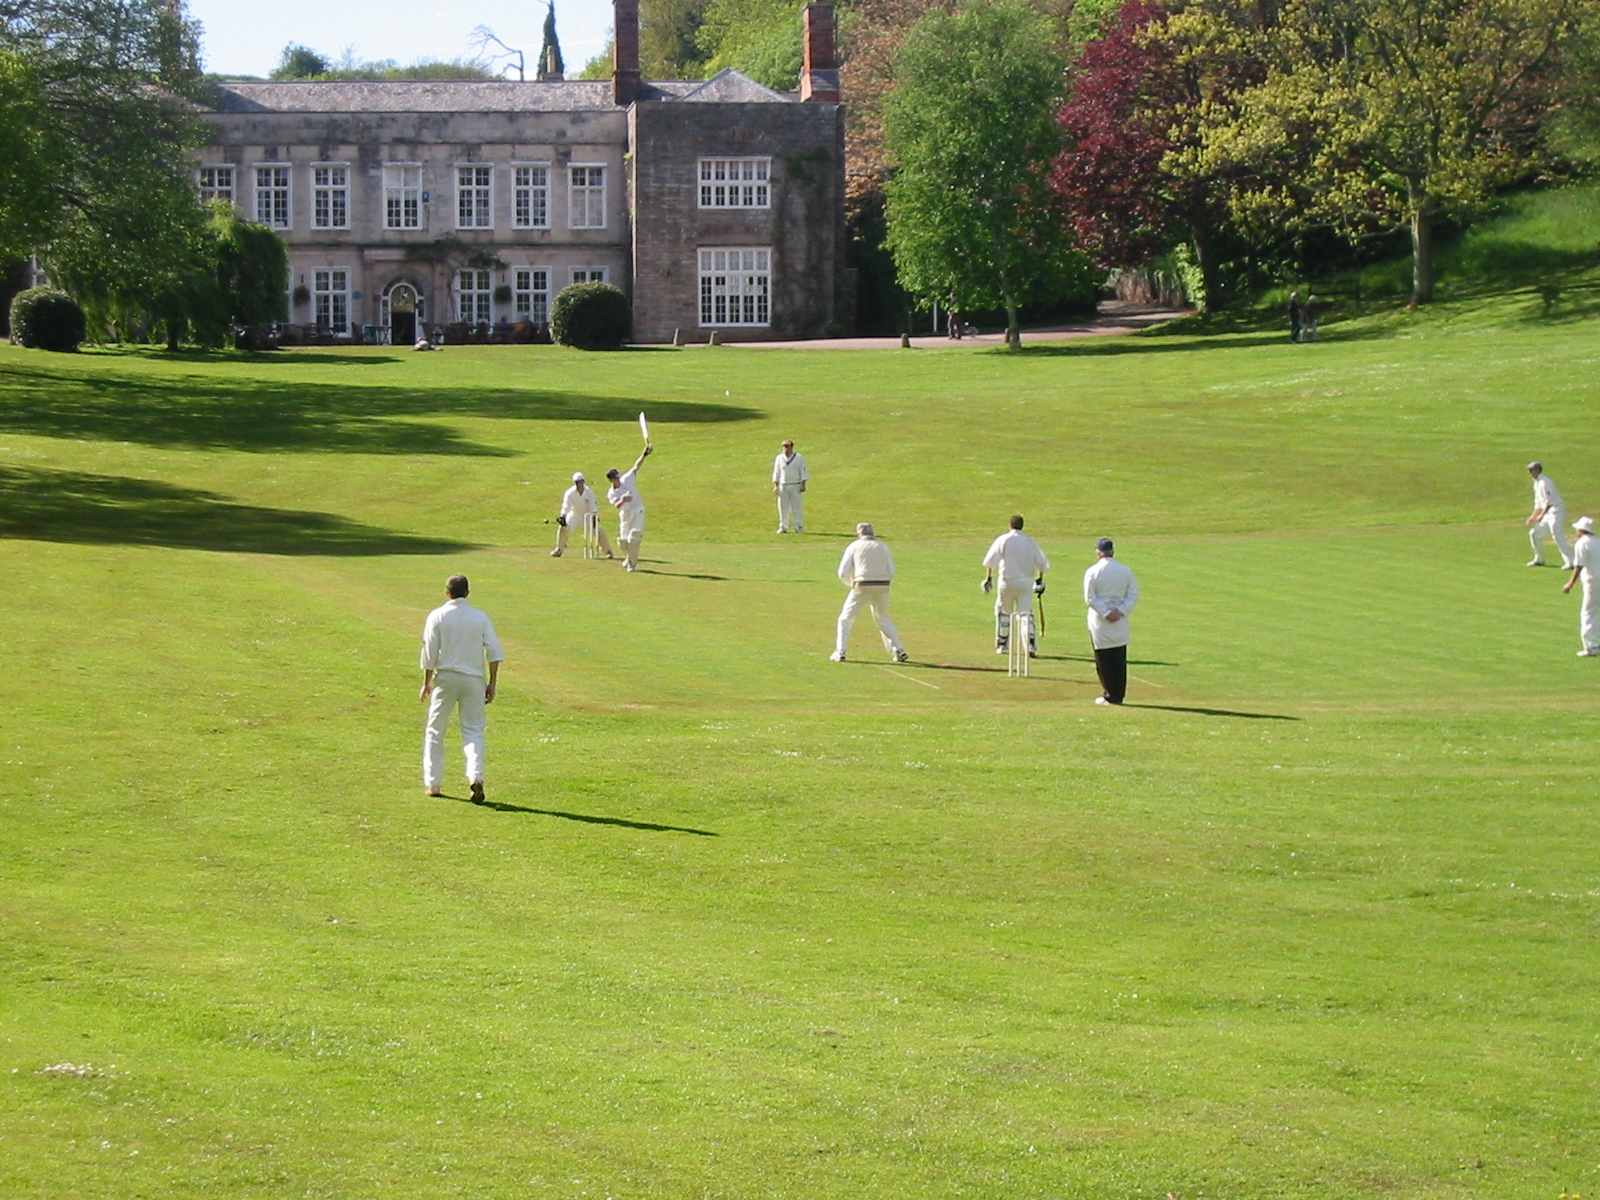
[419,574,504,803]
[606,445,653,573]
[1526,461,1574,569]
[1563,516,1598,657]
[1084,537,1139,706]
[981,514,1049,656]
[773,439,808,534]
[551,472,613,558]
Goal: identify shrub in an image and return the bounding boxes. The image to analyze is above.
[10,288,86,352]
[551,282,631,349]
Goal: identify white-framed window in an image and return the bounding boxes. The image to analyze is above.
[254,164,290,229]
[384,164,421,229]
[457,268,492,324]
[199,166,234,204]
[312,164,348,229]
[313,268,350,334]
[457,165,492,229]
[699,158,771,209]
[698,247,770,327]
[513,165,549,229]
[569,164,605,229]
[570,268,607,285]
[514,268,550,324]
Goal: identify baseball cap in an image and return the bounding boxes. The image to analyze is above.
[1096,537,1114,554]
[1528,461,1543,471]
[572,471,585,482]
[1575,516,1595,533]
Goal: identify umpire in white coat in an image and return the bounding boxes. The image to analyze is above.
[419,574,504,802]
[982,514,1049,655]
[831,523,909,662]
[773,439,808,533]
[1083,538,1139,705]
[551,472,614,558]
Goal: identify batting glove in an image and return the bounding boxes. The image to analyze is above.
[981,578,992,594]
[1034,579,1046,596]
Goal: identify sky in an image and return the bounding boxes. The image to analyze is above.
[188,0,613,80]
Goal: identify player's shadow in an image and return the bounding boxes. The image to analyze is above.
[636,568,731,581]
[1124,703,1298,721]
[0,464,471,555]
[1033,653,1181,666]
[446,795,717,835]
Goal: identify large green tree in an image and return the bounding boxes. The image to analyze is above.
[883,0,1082,347]
[1182,0,1599,304]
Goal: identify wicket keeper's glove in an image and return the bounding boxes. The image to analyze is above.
[981,578,992,594]
[1034,579,1046,596]
[556,514,567,527]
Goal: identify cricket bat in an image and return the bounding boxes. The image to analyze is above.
[638,411,651,445]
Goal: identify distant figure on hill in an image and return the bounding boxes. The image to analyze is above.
[1563,517,1597,657]
[1526,461,1574,569]
[772,439,808,534]
[419,575,504,803]
[982,514,1049,657]
[1084,538,1139,706]
[831,523,908,663]
[1287,291,1303,343]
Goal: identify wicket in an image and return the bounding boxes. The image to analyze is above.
[582,511,601,559]
[1007,612,1032,677]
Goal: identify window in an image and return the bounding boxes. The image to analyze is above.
[457,268,492,324]
[255,165,290,229]
[457,165,492,229]
[313,165,348,229]
[384,164,421,229]
[569,164,605,229]
[514,268,550,324]
[698,248,770,326]
[313,269,349,334]
[699,158,771,209]
[513,165,548,229]
[570,268,607,285]
[199,166,234,204]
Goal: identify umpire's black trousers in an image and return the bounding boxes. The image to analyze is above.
[1093,645,1127,704]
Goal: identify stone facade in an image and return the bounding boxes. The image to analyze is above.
[198,8,846,344]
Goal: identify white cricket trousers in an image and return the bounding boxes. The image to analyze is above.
[776,484,804,532]
[619,507,644,568]
[994,582,1034,643]
[1582,574,1598,653]
[423,670,486,790]
[836,584,904,657]
[1531,511,1572,566]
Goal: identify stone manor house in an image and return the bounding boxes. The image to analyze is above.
[198,0,847,343]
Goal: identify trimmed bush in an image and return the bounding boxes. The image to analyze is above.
[10,287,86,352]
[551,281,631,350]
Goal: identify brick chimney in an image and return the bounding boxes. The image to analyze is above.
[799,3,840,103]
[613,0,641,105]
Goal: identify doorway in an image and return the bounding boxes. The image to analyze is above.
[387,283,417,345]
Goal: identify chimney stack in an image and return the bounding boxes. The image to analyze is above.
[613,0,641,105]
[799,3,840,103]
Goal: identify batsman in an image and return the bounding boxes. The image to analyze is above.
[605,413,653,573]
[982,515,1050,657]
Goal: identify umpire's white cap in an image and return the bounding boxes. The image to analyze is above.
[1575,516,1595,533]
[572,471,585,482]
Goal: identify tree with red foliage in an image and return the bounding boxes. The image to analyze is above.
[1052,0,1253,309]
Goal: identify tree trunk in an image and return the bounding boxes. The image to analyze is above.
[1409,196,1434,306]
[1002,287,1020,350]
[166,320,180,352]
[1191,227,1218,314]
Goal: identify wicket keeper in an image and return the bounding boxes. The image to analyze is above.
[551,472,613,558]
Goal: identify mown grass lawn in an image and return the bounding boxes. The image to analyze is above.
[1,279,1597,1199]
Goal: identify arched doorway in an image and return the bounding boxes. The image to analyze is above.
[383,281,421,345]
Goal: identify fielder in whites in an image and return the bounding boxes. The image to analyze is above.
[1083,538,1139,706]
[1563,516,1598,657]
[606,444,653,573]
[1527,461,1574,569]
[773,439,808,533]
[419,574,504,802]
[982,514,1049,656]
[551,472,613,558]
[832,522,909,663]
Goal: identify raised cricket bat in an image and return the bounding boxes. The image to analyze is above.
[638,411,650,445]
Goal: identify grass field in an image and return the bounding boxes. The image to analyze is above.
[2,258,1598,1199]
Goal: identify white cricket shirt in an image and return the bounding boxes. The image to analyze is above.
[838,538,896,585]
[1575,533,1595,579]
[1083,557,1139,649]
[1535,475,1564,514]
[607,469,643,515]
[420,598,504,677]
[773,451,809,486]
[560,484,599,523]
[983,530,1050,587]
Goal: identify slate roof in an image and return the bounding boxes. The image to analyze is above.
[207,70,795,114]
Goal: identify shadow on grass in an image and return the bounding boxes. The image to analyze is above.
[1033,653,1181,666]
[0,361,762,455]
[0,465,471,555]
[1125,702,1299,721]
[636,568,732,581]
[447,794,717,835]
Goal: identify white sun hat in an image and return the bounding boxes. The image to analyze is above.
[1574,516,1595,534]
[572,471,585,482]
